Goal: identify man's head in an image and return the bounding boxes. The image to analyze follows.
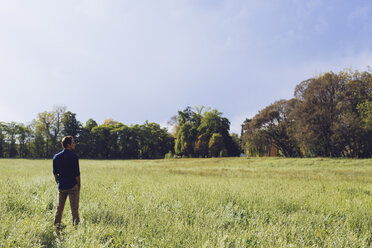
[62,136,75,150]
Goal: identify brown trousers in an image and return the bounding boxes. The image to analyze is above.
[54,184,80,226]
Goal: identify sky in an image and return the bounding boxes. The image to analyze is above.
[0,0,372,134]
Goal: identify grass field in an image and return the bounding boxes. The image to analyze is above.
[1,157,372,247]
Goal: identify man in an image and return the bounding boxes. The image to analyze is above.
[53,136,81,227]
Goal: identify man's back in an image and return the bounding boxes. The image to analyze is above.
[53,149,80,190]
[53,136,81,227]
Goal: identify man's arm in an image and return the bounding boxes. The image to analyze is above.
[74,155,81,189]
[76,176,81,189]
[53,156,59,186]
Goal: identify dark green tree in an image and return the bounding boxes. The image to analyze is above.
[62,111,81,137]
[116,124,139,159]
[209,133,224,157]
[198,109,239,157]
[174,106,239,157]
[91,124,116,159]
[77,119,98,158]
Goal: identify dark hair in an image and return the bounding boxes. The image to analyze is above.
[62,136,74,148]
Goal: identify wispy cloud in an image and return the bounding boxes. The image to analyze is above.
[348,5,371,25]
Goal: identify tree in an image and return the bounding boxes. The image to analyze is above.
[292,70,372,157]
[116,124,139,159]
[292,72,344,157]
[62,111,81,137]
[4,122,19,158]
[177,106,193,126]
[77,119,98,158]
[199,109,239,156]
[198,109,229,137]
[359,100,372,130]
[174,106,204,157]
[32,131,46,158]
[209,133,224,157]
[85,118,98,130]
[230,133,242,154]
[35,106,66,156]
[242,99,301,157]
[194,133,209,157]
[17,124,33,158]
[136,121,174,159]
[103,118,118,126]
[241,69,371,158]
[174,106,239,157]
[175,123,197,157]
[333,70,372,157]
[91,124,116,159]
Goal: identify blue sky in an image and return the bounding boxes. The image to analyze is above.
[0,0,371,134]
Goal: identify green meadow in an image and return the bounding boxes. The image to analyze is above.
[1,158,372,247]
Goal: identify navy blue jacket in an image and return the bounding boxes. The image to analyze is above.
[53,149,80,190]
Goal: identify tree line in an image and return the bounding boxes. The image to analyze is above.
[242,69,372,158]
[2,68,371,159]
[0,106,241,159]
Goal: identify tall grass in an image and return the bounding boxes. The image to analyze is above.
[1,158,372,247]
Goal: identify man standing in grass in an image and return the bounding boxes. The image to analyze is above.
[53,136,81,227]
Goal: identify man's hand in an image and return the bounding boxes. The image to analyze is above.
[54,174,58,185]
